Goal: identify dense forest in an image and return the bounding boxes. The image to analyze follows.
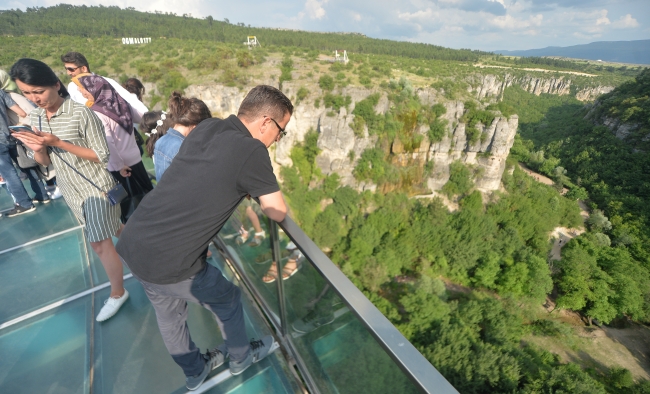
[506,70,650,325]
[1,7,649,392]
[281,82,650,392]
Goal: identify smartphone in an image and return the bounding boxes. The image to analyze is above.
[8,125,35,134]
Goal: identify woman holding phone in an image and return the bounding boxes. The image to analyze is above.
[10,58,129,322]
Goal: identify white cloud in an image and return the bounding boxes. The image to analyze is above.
[304,0,328,19]
[612,14,639,29]
[490,13,543,29]
[488,0,506,8]
[397,8,438,22]
[595,13,610,26]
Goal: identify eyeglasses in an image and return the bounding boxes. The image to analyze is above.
[65,66,81,72]
[267,117,287,140]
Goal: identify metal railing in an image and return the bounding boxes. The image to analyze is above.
[215,211,458,394]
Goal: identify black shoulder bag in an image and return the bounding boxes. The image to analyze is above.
[120,176,147,223]
[49,148,128,206]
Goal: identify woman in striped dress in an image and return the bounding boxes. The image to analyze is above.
[10,58,129,322]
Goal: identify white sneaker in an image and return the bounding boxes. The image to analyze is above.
[48,186,63,199]
[96,289,129,322]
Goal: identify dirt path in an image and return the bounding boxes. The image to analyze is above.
[526,321,650,381]
[473,63,597,77]
[518,163,565,191]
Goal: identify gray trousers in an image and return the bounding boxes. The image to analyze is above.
[128,262,250,377]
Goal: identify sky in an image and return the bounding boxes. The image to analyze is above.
[1,0,649,51]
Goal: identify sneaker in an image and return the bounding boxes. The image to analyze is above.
[292,310,335,334]
[48,186,63,199]
[186,346,228,391]
[33,197,51,204]
[229,335,275,376]
[4,204,36,217]
[96,289,129,322]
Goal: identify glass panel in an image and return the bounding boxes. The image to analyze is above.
[92,278,223,393]
[0,199,79,251]
[0,297,91,394]
[205,365,294,394]
[283,257,420,394]
[0,229,91,324]
[220,200,282,322]
[94,253,299,393]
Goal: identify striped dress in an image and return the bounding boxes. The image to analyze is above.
[30,98,121,242]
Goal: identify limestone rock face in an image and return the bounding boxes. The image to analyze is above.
[315,113,377,190]
[519,76,571,96]
[184,85,247,118]
[426,106,518,191]
[472,73,613,102]
[585,101,645,147]
[183,83,517,193]
[417,88,440,106]
[576,86,615,101]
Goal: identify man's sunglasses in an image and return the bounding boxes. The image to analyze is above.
[65,66,81,72]
[268,117,287,140]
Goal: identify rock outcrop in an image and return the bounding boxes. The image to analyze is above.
[471,73,613,102]
[182,82,518,193]
[584,100,646,148]
[426,101,518,191]
[575,86,615,101]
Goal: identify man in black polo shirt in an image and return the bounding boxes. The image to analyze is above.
[116,85,292,390]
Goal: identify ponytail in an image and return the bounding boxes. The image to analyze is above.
[141,111,173,157]
[167,90,212,127]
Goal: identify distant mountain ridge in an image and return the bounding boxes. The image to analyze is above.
[494,39,650,65]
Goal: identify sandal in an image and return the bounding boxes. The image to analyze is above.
[262,259,300,283]
[282,258,300,280]
[262,263,280,283]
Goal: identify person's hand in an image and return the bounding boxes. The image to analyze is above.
[119,166,132,177]
[12,129,59,152]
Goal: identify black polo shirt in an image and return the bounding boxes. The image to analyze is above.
[117,115,280,284]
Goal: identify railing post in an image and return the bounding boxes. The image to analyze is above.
[268,218,288,337]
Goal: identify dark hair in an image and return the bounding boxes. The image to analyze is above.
[168,91,212,127]
[142,111,174,157]
[10,58,69,98]
[61,52,90,72]
[237,85,293,123]
[123,78,145,101]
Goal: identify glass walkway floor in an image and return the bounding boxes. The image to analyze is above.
[0,186,300,393]
[0,176,457,394]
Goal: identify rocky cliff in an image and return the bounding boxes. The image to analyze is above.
[584,100,649,150]
[471,73,613,102]
[183,83,518,193]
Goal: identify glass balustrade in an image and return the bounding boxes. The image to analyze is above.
[215,200,457,394]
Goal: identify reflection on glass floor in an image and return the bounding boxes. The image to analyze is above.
[0,189,299,393]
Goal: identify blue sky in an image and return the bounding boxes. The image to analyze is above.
[1,0,648,51]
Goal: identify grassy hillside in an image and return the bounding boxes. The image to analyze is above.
[0,5,487,61]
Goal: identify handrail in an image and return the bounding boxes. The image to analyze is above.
[276,216,458,394]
